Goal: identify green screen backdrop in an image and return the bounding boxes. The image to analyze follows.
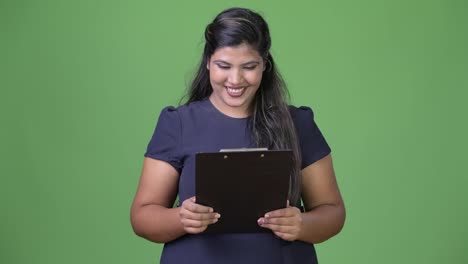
[1,0,467,263]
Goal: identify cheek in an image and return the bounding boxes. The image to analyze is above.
[209,69,226,86]
[245,71,263,85]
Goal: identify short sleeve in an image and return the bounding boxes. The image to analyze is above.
[290,106,331,169]
[144,106,183,173]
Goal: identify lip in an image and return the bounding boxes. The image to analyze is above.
[225,86,245,89]
[225,86,246,97]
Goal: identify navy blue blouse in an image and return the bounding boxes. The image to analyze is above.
[145,98,331,264]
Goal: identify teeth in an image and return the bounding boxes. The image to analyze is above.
[227,87,245,94]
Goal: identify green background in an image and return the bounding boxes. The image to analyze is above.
[1,0,467,263]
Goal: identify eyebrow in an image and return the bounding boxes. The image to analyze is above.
[213,60,260,66]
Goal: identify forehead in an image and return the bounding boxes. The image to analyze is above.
[210,43,262,63]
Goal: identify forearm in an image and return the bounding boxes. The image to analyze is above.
[131,205,186,243]
[298,203,346,244]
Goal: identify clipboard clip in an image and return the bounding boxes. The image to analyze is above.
[219,148,268,152]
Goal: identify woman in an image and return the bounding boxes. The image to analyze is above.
[131,7,345,264]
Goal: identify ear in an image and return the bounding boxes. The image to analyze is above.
[206,58,210,70]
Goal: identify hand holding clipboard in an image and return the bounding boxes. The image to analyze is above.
[195,149,293,234]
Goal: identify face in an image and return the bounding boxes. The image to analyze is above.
[207,43,265,118]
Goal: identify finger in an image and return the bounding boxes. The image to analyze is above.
[184,227,205,234]
[259,223,294,234]
[259,216,293,226]
[182,198,214,214]
[181,217,219,228]
[265,207,298,218]
[273,231,295,241]
[180,209,220,221]
[184,220,220,235]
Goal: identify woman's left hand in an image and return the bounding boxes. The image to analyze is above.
[257,202,303,241]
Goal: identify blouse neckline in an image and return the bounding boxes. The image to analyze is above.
[204,98,251,121]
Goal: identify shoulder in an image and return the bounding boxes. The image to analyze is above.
[288,105,316,125]
[156,100,213,132]
[288,104,324,140]
[159,100,208,116]
[157,106,180,126]
[157,100,203,120]
[288,105,331,168]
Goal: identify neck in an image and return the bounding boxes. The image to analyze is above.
[208,95,252,118]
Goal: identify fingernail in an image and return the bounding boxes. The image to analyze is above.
[257,218,264,225]
[208,208,213,213]
[265,214,270,218]
[215,213,221,218]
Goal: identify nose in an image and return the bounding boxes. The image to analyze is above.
[228,68,243,85]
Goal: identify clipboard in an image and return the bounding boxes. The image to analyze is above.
[195,149,292,234]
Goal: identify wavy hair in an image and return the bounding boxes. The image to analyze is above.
[183,7,302,205]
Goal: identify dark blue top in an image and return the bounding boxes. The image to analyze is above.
[145,99,331,264]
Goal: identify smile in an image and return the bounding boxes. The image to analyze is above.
[225,86,246,97]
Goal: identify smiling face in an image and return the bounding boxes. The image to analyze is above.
[207,43,265,118]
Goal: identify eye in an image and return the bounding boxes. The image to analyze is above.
[243,65,257,70]
[216,64,230,69]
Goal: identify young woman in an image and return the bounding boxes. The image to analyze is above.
[131,7,345,264]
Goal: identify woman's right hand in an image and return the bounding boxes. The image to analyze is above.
[179,196,220,234]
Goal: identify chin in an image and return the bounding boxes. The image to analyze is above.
[223,97,248,108]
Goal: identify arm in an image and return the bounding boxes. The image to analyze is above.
[258,154,346,243]
[130,158,219,243]
[297,153,346,243]
[130,158,185,243]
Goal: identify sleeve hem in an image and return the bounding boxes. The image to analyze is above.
[144,153,183,174]
[301,148,332,170]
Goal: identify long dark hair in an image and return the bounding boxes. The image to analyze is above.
[184,7,302,205]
